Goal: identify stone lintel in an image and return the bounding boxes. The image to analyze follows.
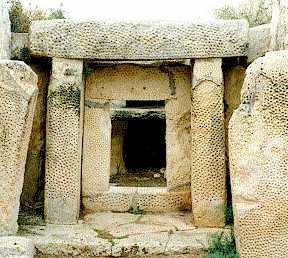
[111,107,165,120]
[29,19,249,59]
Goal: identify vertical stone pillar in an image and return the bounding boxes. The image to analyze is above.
[45,58,83,224]
[0,61,37,235]
[0,0,11,59]
[191,58,226,227]
[82,102,111,194]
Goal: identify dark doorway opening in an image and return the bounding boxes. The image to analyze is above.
[124,119,166,170]
[110,119,166,187]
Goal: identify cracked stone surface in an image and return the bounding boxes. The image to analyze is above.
[16,211,230,257]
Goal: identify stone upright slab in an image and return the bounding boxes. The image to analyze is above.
[0,0,11,59]
[191,58,226,227]
[0,61,37,235]
[45,58,83,224]
[229,51,288,257]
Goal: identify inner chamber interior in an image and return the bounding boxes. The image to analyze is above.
[110,117,167,187]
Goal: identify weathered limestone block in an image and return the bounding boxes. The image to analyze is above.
[270,0,288,50]
[0,237,35,257]
[82,102,111,193]
[0,61,37,235]
[0,1,11,59]
[191,58,226,227]
[224,65,246,155]
[83,186,191,213]
[29,19,249,59]
[229,51,288,258]
[165,67,192,190]
[83,65,191,212]
[248,24,271,63]
[85,64,172,100]
[45,58,83,224]
[110,121,128,176]
[21,62,50,207]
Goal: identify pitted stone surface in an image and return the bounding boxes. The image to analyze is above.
[83,65,191,212]
[29,19,248,59]
[229,51,288,258]
[191,58,226,227]
[83,187,191,213]
[0,1,11,59]
[0,61,37,235]
[45,58,83,224]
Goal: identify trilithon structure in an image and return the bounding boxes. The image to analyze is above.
[0,1,288,257]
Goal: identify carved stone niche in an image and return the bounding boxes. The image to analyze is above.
[82,64,192,213]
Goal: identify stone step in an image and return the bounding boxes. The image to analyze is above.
[83,186,191,213]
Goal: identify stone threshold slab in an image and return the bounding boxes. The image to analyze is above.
[16,224,230,257]
[83,186,191,213]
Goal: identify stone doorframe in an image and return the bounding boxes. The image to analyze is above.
[36,19,248,226]
[45,58,226,227]
[81,64,192,214]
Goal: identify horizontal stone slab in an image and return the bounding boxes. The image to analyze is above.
[18,221,230,257]
[83,186,191,212]
[29,19,249,59]
[111,107,165,120]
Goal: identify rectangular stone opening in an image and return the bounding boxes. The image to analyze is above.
[110,119,166,187]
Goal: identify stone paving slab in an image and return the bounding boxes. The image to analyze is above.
[16,211,230,257]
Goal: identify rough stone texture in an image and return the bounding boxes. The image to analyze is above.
[0,61,38,235]
[191,58,226,227]
[110,121,128,176]
[0,237,35,257]
[270,0,288,51]
[83,64,191,212]
[229,51,288,258]
[86,64,173,100]
[224,65,246,163]
[111,107,165,120]
[165,95,191,190]
[17,211,229,257]
[0,1,11,59]
[84,212,195,234]
[11,33,29,60]
[45,58,83,224]
[29,19,249,59]
[248,24,271,63]
[21,62,50,208]
[82,104,111,193]
[84,187,191,213]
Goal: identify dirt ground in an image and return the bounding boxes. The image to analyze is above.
[109,168,166,187]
